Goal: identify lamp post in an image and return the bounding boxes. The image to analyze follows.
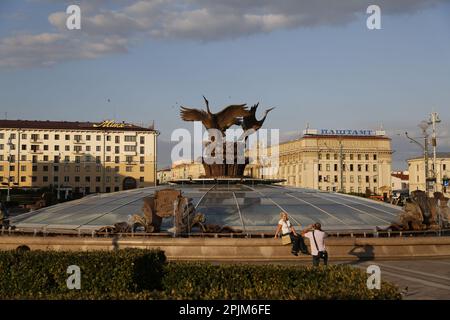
[405,120,431,195]
[428,112,441,191]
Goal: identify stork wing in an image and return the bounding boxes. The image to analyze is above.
[216,104,250,130]
[180,106,209,122]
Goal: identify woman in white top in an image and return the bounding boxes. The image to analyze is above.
[274,212,307,256]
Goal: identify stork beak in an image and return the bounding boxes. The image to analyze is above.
[266,107,275,113]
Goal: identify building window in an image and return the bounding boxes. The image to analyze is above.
[326,164,330,171]
[44,134,49,140]
[443,164,447,171]
[140,146,145,154]
[106,156,111,162]
[43,176,48,182]
[140,166,145,172]
[366,176,370,183]
[43,165,48,172]
[350,154,354,160]
[44,145,49,151]
[350,164,354,172]
[96,135,101,141]
[115,136,120,143]
[96,156,101,164]
[106,176,111,183]
[140,136,145,144]
[106,146,111,152]
[32,176,37,182]
[126,156,133,163]
[140,177,145,182]
[125,145,136,152]
[96,176,101,182]
[326,154,330,160]
[65,134,70,140]
[96,146,101,152]
[365,154,369,161]
[357,154,361,161]
[318,175,322,182]
[75,176,80,182]
[86,146,91,152]
[373,154,377,160]
[318,164,322,171]
[140,157,144,164]
[365,164,369,171]
[357,164,362,172]
[126,166,133,172]
[86,135,91,141]
[64,176,70,183]
[334,164,338,171]
[85,176,91,182]
[55,134,60,140]
[125,136,136,142]
[65,145,70,151]
[373,164,377,172]
[106,136,111,141]
[115,156,120,164]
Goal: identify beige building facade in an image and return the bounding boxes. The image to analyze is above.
[408,153,450,196]
[0,120,158,194]
[171,160,205,180]
[245,128,393,195]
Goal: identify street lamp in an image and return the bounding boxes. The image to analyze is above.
[405,121,431,194]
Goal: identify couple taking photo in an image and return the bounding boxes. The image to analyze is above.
[274,212,328,267]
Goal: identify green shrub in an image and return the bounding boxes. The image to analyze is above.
[0,250,401,300]
[0,249,166,299]
[161,263,401,300]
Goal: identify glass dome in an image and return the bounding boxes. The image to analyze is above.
[11,183,401,234]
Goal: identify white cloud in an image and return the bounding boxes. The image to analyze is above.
[0,0,447,68]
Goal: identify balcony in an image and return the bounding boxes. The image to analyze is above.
[30,139,43,144]
[74,139,85,144]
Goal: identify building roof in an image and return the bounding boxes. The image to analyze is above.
[391,173,409,180]
[0,119,157,132]
[408,152,450,161]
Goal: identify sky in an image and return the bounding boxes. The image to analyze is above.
[0,0,449,170]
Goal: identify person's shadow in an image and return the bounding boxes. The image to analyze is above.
[348,245,375,265]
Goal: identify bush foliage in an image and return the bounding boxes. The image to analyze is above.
[0,250,400,300]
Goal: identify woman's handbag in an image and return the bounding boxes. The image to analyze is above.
[281,233,291,245]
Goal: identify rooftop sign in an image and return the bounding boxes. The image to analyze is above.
[93,120,128,128]
[303,128,386,136]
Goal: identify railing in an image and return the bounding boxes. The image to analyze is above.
[2,226,450,239]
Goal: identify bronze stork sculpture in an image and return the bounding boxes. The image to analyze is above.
[180,96,250,134]
[241,103,275,133]
[179,96,275,178]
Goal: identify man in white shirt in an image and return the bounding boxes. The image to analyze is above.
[302,223,328,266]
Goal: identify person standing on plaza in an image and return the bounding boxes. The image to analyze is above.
[302,222,328,266]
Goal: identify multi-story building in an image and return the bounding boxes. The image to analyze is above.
[0,119,158,194]
[171,160,205,180]
[391,171,409,191]
[245,128,393,196]
[408,152,450,196]
[157,168,172,185]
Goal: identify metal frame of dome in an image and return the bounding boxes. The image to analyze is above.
[10,183,402,235]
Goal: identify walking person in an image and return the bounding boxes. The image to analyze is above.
[274,212,307,256]
[302,223,328,266]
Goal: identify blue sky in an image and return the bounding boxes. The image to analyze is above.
[0,0,449,169]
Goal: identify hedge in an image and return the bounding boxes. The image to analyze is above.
[0,249,166,299]
[0,250,401,300]
[161,263,401,300]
